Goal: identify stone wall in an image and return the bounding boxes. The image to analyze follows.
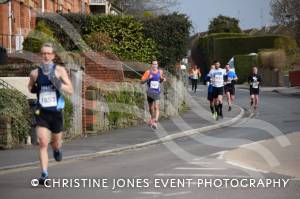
[84,74,188,134]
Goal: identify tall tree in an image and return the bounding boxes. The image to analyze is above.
[270,0,300,46]
[111,0,178,17]
[208,15,242,34]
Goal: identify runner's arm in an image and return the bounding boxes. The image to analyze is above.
[141,70,150,84]
[28,70,37,93]
[58,66,73,95]
[160,70,166,83]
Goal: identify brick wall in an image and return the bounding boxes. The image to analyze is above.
[0,0,90,50]
[82,52,125,133]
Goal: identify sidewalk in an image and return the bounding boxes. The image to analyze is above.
[236,84,300,97]
[0,90,243,171]
[224,131,300,178]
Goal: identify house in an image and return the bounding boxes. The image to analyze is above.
[89,0,122,15]
[0,0,90,52]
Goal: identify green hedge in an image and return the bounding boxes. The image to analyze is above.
[0,89,30,141]
[192,33,298,75]
[234,55,258,84]
[63,96,74,133]
[214,35,298,66]
[35,14,157,63]
[192,33,248,74]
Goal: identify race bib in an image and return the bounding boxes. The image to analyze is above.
[252,81,259,89]
[215,75,223,82]
[150,81,160,89]
[39,90,57,107]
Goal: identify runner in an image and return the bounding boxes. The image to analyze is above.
[248,66,262,110]
[141,60,166,129]
[210,61,226,120]
[189,64,201,93]
[224,64,238,111]
[28,43,73,185]
[206,64,217,119]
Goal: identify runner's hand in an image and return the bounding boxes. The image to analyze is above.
[49,69,62,90]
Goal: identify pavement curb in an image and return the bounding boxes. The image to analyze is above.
[0,106,245,173]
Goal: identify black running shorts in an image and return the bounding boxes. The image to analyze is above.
[212,87,224,98]
[35,109,64,134]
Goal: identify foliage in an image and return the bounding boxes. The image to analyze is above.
[63,96,74,133]
[258,49,287,70]
[141,12,192,68]
[234,55,258,84]
[37,14,157,63]
[214,35,297,65]
[84,15,157,62]
[85,32,112,52]
[270,0,300,46]
[191,33,248,75]
[0,89,30,141]
[23,20,57,53]
[208,15,242,34]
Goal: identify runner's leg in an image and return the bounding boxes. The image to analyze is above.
[37,127,49,173]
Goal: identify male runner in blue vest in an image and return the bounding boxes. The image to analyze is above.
[28,43,73,185]
[141,60,166,129]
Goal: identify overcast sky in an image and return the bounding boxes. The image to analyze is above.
[172,0,274,33]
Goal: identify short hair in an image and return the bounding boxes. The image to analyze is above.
[213,60,220,64]
[41,42,56,53]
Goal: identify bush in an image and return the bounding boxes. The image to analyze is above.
[234,54,258,84]
[258,49,287,70]
[214,35,298,65]
[85,32,112,52]
[63,96,74,133]
[141,13,192,68]
[38,14,157,63]
[191,33,248,75]
[23,20,57,53]
[0,89,30,141]
[208,15,242,34]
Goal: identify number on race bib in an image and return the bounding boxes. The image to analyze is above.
[150,81,159,89]
[252,82,259,89]
[39,91,57,107]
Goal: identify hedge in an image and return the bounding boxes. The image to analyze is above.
[34,14,157,63]
[192,33,248,75]
[0,89,30,142]
[234,54,258,84]
[192,33,298,76]
[214,35,298,65]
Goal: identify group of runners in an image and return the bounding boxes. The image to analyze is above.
[28,42,261,186]
[205,60,261,120]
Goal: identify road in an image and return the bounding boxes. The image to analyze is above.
[0,87,299,199]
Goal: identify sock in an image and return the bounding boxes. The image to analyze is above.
[215,105,219,115]
[41,170,48,178]
[219,104,223,116]
[210,105,214,114]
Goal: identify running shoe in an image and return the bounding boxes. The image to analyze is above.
[53,149,63,162]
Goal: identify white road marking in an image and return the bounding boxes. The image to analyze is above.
[174,167,227,171]
[164,191,191,197]
[140,192,162,195]
[226,160,269,174]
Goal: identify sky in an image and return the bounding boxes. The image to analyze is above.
[172,0,274,34]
